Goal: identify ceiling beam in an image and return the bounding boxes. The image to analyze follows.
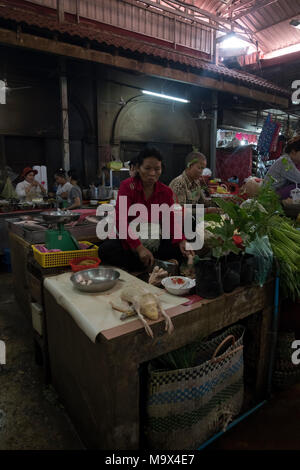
[130,0,255,37]
[160,0,261,46]
[0,25,289,108]
[217,0,256,17]
[230,0,279,21]
[121,0,231,34]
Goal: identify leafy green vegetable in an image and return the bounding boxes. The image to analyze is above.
[151,337,205,371]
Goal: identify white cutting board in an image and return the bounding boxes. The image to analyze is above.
[44,269,188,343]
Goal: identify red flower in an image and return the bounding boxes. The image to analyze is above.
[232,235,244,248]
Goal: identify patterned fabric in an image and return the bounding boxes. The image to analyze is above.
[216,146,252,184]
[269,137,285,161]
[145,325,245,450]
[169,171,206,205]
[258,114,281,156]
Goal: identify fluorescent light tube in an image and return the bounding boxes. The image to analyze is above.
[142,90,190,103]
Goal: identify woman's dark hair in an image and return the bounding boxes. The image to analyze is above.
[136,147,163,166]
[68,169,79,182]
[285,136,300,154]
[54,168,66,178]
[129,157,137,169]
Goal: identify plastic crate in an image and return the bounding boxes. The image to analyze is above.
[69,256,101,272]
[32,241,99,268]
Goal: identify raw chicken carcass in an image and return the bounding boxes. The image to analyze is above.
[111,284,174,338]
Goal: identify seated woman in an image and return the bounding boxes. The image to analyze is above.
[264,136,300,199]
[54,168,73,205]
[67,170,82,210]
[98,147,193,271]
[169,151,219,214]
[16,167,46,200]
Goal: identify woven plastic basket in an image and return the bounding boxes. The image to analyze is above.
[32,241,98,268]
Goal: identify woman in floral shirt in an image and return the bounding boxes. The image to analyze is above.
[169,152,218,214]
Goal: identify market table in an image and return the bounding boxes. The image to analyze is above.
[43,271,274,450]
[0,208,44,252]
[8,222,99,319]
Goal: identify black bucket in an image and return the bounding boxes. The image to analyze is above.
[240,253,256,286]
[221,253,242,293]
[195,257,223,299]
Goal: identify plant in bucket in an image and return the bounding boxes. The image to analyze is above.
[193,212,240,298]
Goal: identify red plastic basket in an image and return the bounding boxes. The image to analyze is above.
[69,256,101,272]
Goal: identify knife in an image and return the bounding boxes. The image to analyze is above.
[152,259,178,275]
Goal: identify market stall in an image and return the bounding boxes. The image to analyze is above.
[7,210,100,319]
[42,270,274,450]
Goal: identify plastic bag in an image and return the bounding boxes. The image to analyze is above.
[245,234,273,287]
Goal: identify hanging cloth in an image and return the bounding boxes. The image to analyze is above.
[257,114,278,156]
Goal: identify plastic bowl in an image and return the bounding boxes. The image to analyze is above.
[69,256,101,272]
[161,276,195,296]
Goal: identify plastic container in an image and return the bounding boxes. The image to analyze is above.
[69,256,101,272]
[291,184,300,204]
[32,241,98,268]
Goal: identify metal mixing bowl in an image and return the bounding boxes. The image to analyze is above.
[40,210,81,224]
[70,267,120,292]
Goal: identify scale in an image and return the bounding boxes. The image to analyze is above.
[40,210,81,251]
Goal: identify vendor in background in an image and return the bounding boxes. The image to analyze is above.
[54,168,73,203]
[91,166,111,188]
[264,136,300,199]
[67,170,82,210]
[16,167,46,200]
[169,152,219,214]
[129,158,137,178]
[98,147,194,271]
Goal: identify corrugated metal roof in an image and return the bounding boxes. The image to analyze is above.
[192,0,300,53]
[0,1,289,96]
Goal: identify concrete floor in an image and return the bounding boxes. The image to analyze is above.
[0,270,299,450]
[0,271,83,450]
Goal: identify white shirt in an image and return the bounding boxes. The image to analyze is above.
[56,182,72,197]
[16,180,43,199]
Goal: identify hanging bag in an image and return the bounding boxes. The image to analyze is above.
[145,325,245,450]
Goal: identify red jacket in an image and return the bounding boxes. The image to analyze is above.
[115,177,184,250]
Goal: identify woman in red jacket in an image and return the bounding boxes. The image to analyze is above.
[98,147,193,271]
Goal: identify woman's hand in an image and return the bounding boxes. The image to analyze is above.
[67,197,80,210]
[179,240,195,258]
[136,244,154,267]
[39,183,46,193]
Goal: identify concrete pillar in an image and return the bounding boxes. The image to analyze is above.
[59,58,70,171]
[57,0,64,23]
[210,91,218,177]
[0,135,6,194]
